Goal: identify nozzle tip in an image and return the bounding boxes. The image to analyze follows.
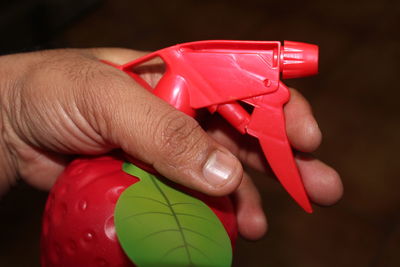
[281,41,319,79]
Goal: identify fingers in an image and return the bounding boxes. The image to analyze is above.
[206,88,323,172]
[296,154,343,206]
[234,172,267,240]
[208,118,342,206]
[233,156,342,241]
[285,88,322,152]
[209,126,343,205]
[80,50,243,196]
[206,86,342,208]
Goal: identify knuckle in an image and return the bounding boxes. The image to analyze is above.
[31,49,110,87]
[61,55,104,85]
[19,50,123,136]
[155,110,205,162]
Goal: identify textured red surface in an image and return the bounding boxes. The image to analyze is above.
[41,155,237,266]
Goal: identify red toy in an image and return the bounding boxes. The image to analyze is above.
[41,40,318,267]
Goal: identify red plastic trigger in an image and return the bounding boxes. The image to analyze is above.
[245,82,312,213]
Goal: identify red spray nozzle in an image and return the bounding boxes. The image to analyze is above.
[281,41,319,79]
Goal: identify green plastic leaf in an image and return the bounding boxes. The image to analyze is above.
[114,163,232,267]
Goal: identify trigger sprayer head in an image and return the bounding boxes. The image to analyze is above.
[281,41,319,79]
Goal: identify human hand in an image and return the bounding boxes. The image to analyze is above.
[0,48,342,240]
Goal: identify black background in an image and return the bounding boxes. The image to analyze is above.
[1,0,400,266]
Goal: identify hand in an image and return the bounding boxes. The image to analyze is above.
[0,48,342,240]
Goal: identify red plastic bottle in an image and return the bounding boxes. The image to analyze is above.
[41,155,237,266]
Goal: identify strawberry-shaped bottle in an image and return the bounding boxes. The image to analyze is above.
[41,155,237,266]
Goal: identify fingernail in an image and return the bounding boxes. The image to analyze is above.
[202,150,238,187]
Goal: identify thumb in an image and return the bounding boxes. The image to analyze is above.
[85,48,243,196]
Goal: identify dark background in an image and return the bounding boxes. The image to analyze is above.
[1,0,400,266]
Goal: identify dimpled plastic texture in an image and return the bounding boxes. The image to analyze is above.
[41,155,237,266]
[107,40,319,213]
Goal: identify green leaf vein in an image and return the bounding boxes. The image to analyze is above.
[174,212,218,225]
[139,229,180,242]
[122,211,173,222]
[126,195,169,208]
[148,173,194,265]
[170,202,202,207]
[181,227,223,247]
